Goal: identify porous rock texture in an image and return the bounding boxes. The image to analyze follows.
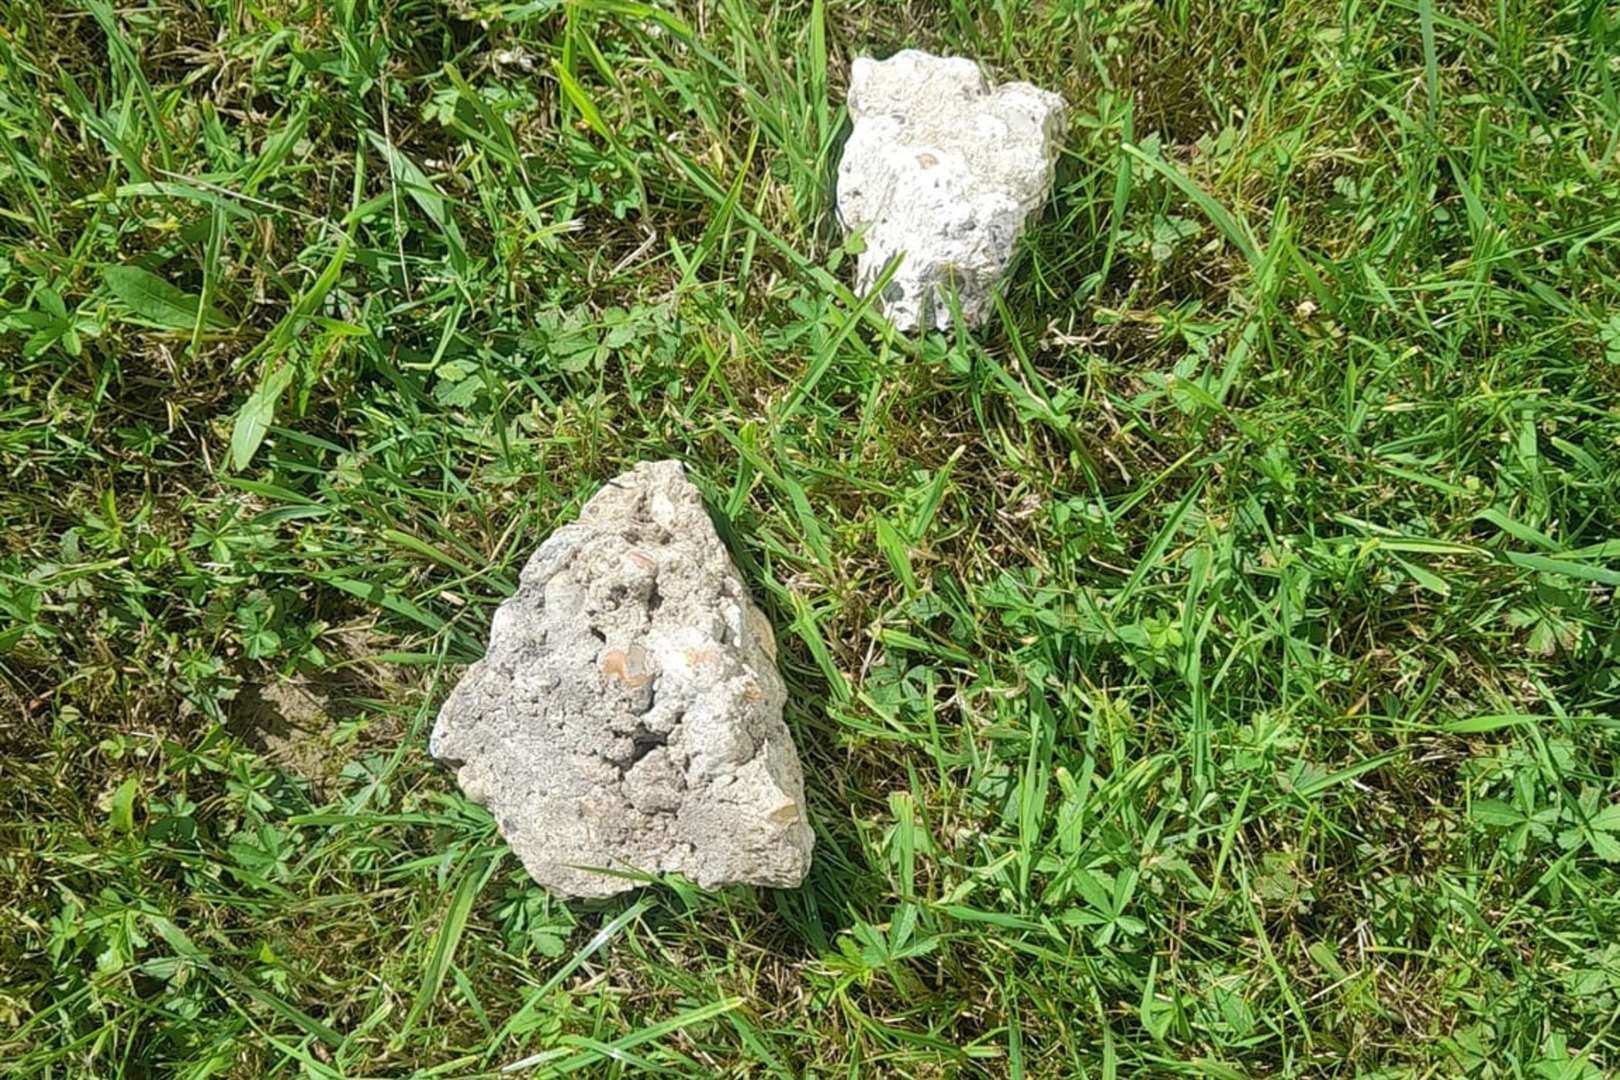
[431,461,814,898]
[836,50,1066,331]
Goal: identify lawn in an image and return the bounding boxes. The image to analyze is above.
[3,0,1620,1075]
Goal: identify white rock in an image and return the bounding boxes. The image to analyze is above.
[836,50,1066,331]
[430,461,814,898]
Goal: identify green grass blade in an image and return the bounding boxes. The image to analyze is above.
[395,856,495,1046]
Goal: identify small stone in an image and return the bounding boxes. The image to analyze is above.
[430,460,814,898]
[836,49,1066,331]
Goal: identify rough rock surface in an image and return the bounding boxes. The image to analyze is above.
[836,50,1066,331]
[431,461,814,898]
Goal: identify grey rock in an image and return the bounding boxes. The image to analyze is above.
[836,50,1066,331]
[431,461,814,898]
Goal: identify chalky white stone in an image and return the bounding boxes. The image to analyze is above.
[836,50,1066,330]
[430,461,813,898]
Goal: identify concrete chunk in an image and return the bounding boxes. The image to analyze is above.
[836,50,1066,330]
[431,461,814,898]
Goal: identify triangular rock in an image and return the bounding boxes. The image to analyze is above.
[431,461,814,898]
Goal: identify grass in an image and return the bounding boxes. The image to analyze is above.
[2,0,1620,1075]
